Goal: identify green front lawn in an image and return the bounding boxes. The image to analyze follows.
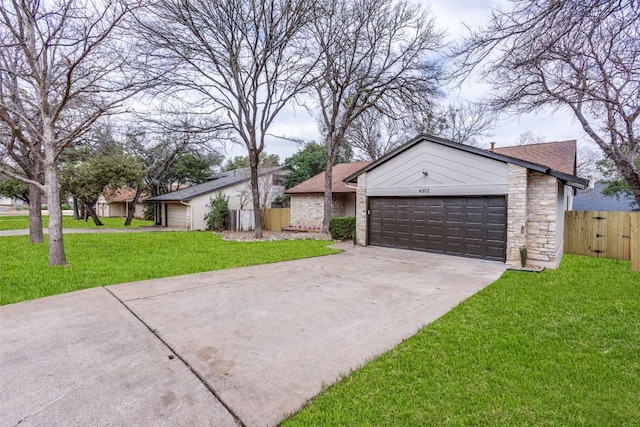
[285,255,640,426]
[0,233,338,305]
[0,215,153,230]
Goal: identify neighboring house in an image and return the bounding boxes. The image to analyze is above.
[0,196,26,208]
[96,188,148,219]
[573,182,637,211]
[344,135,588,269]
[146,167,288,230]
[285,162,371,229]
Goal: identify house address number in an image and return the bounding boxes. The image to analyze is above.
[418,188,430,194]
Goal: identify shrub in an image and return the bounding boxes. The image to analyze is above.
[204,192,229,231]
[60,204,71,210]
[272,194,290,208]
[40,205,47,210]
[143,202,156,221]
[329,216,356,240]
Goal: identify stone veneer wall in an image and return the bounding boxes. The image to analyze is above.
[506,164,528,267]
[506,166,560,268]
[355,174,367,245]
[289,194,348,229]
[526,172,559,267]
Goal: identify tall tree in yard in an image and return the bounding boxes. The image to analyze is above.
[452,0,640,205]
[61,152,144,225]
[0,129,44,243]
[309,0,443,232]
[139,0,316,238]
[0,0,150,265]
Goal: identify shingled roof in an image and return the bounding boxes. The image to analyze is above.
[344,134,588,189]
[285,162,371,194]
[493,140,577,175]
[147,166,285,202]
[573,182,637,211]
[103,188,149,203]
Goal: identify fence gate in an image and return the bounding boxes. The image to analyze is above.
[564,211,639,269]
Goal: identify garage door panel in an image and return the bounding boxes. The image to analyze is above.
[368,196,506,262]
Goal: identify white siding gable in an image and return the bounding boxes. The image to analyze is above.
[366,141,509,197]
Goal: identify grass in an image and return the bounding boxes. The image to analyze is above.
[284,255,640,426]
[0,232,338,305]
[0,215,154,230]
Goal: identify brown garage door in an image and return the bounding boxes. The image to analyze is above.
[368,196,507,262]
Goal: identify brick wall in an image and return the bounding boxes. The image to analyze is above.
[289,193,349,229]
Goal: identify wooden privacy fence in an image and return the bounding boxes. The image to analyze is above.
[564,211,639,271]
[226,208,291,231]
[263,207,291,232]
[227,209,255,231]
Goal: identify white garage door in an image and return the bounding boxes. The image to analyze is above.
[166,204,188,228]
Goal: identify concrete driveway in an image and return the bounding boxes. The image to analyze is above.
[0,245,506,426]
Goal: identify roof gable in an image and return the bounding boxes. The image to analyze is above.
[147,166,286,202]
[344,134,588,189]
[285,162,371,194]
[493,140,576,175]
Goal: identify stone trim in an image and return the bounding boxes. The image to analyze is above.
[355,174,367,245]
[525,172,559,268]
[506,164,528,267]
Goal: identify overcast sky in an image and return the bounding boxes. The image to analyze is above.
[227,0,594,162]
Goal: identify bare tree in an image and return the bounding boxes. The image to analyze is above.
[516,131,546,146]
[0,127,43,242]
[123,115,225,226]
[0,0,150,265]
[139,0,316,238]
[309,0,443,232]
[432,103,496,147]
[346,109,405,161]
[576,145,602,179]
[452,0,640,205]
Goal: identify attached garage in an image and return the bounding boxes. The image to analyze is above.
[166,203,189,228]
[345,134,589,269]
[368,196,506,261]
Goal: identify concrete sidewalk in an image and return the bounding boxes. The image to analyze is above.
[0,227,186,237]
[0,246,506,426]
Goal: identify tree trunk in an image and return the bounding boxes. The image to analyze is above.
[249,154,263,238]
[322,139,337,234]
[86,202,104,226]
[28,184,43,243]
[43,158,67,266]
[124,187,143,226]
[618,162,640,207]
[72,197,80,220]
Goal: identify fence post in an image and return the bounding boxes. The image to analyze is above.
[631,213,639,272]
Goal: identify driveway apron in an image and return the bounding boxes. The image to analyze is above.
[1,246,506,426]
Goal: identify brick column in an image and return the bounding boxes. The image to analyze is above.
[506,165,528,267]
[355,174,367,246]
